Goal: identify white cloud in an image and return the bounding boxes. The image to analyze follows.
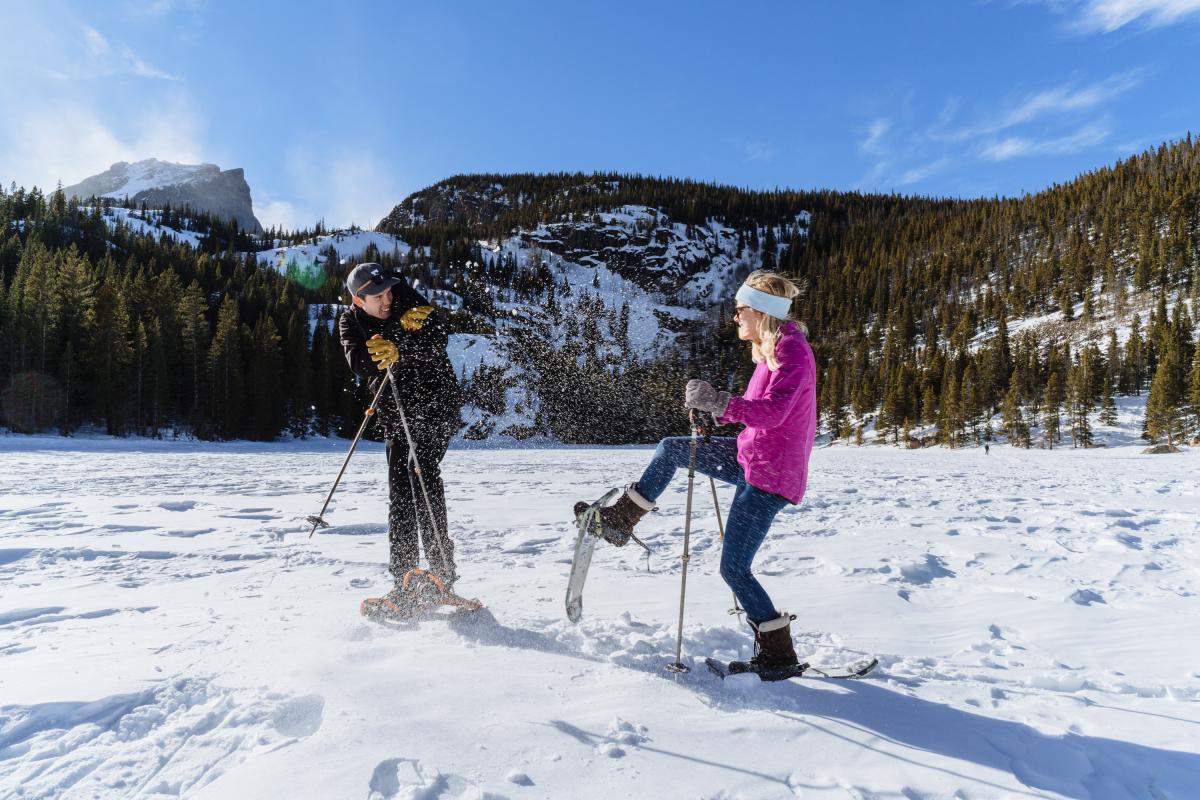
[980,122,1110,160]
[120,46,181,81]
[0,94,205,190]
[57,23,180,81]
[897,157,951,186]
[256,198,309,233]
[0,3,198,191]
[1071,0,1200,31]
[995,73,1138,129]
[742,141,779,162]
[325,153,402,229]
[1020,0,1200,32]
[929,72,1140,142]
[858,119,892,156]
[278,146,403,230]
[123,0,190,17]
[854,71,1135,191]
[84,27,111,58]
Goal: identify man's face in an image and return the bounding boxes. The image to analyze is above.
[354,287,392,320]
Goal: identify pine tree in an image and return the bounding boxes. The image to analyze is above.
[86,279,133,435]
[939,366,964,447]
[208,296,246,439]
[1001,382,1030,448]
[1042,371,1063,449]
[960,360,981,443]
[57,247,95,430]
[1188,346,1200,444]
[284,310,313,438]
[1098,373,1118,427]
[176,282,210,428]
[1124,314,1144,394]
[1066,355,1094,448]
[822,364,847,439]
[246,314,285,440]
[1144,353,1179,444]
[146,318,168,436]
[133,320,149,435]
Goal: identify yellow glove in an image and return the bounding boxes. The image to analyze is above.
[366,335,399,371]
[399,305,435,333]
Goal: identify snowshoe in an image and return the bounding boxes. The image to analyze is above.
[705,656,878,681]
[361,568,482,621]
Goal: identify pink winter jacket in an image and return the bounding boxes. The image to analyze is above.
[717,322,817,504]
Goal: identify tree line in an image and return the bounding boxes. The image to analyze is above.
[0,188,360,439]
[378,141,1200,446]
[3,134,1199,445]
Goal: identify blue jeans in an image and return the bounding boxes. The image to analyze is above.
[637,436,791,624]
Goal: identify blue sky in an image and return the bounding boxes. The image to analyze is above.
[3,0,1199,230]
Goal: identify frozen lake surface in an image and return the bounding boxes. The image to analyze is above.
[2,437,1198,798]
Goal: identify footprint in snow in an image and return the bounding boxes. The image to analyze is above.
[596,717,649,757]
[368,758,491,799]
[1115,533,1143,550]
[0,679,323,799]
[897,554,955,585]
[1070,589,1105,606]
[161,528,214,538]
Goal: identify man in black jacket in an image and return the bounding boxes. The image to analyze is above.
[338,262,463,594]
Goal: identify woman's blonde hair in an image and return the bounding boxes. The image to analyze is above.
[743,270,806,370]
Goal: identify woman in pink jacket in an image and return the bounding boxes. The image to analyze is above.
[597,270,816,679]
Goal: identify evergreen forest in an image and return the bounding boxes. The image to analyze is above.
[3,135,1199,447]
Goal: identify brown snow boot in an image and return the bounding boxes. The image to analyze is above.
[729,612,800,679]
[596,484,655,546]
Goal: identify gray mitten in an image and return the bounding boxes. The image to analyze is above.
[684,379,731,417]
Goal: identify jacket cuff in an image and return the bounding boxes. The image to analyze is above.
[712,391,731,418]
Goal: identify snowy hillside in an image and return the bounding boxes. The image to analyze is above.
[87,206,208,249]
[1,438,1196,798]
[252,204,795,443]
[429,205,800,441]
[255,230,414,272]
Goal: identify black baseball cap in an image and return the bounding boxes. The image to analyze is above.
[346,262,402,297]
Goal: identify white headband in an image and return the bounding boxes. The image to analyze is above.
[735,283,792,320]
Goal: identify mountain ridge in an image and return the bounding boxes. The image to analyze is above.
[63,158,263,234]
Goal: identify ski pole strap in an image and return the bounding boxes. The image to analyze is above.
[688,409,714,440]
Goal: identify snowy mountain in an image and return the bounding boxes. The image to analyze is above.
[63,158,262,233]
[249,182,804,444]
[364,177,811,442]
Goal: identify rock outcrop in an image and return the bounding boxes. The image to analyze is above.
[64,159,262,233]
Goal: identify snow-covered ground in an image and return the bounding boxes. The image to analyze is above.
[1,438,1197,799]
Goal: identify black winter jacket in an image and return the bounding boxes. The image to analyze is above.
[338,276,463,438]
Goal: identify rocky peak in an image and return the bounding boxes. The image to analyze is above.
[63,158,263,233]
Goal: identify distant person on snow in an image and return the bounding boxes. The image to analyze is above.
[593,270,817,679]
[339,262,464,600]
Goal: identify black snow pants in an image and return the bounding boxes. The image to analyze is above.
[384,416,457,589]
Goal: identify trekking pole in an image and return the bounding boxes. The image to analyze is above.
[666,415,699,675]
[693,410,744,621]
[307,371,393,537]
[386,364,454,578]
[708,476,744,621]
